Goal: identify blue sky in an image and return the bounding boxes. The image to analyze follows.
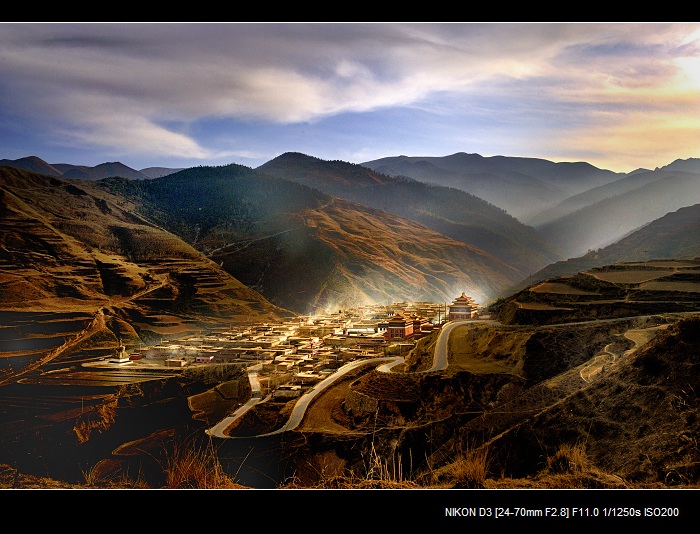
[1,22,698,173]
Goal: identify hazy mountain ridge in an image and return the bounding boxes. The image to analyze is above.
[55,161,147,181]
[526,168,680,227]
[3,151,699,313]
[0,155,63,177]
[94,163,522,312]
[659,157,700,173]
[535,170,700,259]
[501,203,700,296]
[257,152,561,278]
[360,152,624,222]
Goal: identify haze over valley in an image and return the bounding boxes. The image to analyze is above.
[1,149,700,494]
[3,152,699,316]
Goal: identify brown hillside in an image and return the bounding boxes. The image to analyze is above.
[0,167,294,376]
[206,197,522,313]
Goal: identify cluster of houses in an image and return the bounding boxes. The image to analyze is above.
[113,295,480,388]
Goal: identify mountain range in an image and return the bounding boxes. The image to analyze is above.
[1,152,699,320]
[362,153,700,260]
[256,152,560,279]
[361,152,625,222]
[0,155,183,181]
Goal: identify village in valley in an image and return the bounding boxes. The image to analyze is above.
[96,292,481,400]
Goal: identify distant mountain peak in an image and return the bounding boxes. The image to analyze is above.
[656,157,700,174]
[277,151,318,160]
[0,155,62,176]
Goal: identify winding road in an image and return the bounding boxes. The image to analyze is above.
[205,320,485,439]
[205,315,678,440]
[206,356,400,438]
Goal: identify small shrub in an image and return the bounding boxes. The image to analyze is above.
[547,442,588,475]
[450,446,490,488]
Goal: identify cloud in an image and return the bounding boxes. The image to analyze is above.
[0,22,698,171]
[55,102,212,159]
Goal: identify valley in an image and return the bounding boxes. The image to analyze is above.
[1,258,699,489]
[0,153,699,490]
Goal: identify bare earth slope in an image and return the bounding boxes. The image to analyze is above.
[0,166,294,377]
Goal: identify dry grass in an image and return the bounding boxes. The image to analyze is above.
[482,442,631,489]
[282,442,491,489]
[77,437,247,489]
[162,439,245,489]
[414,442,492,489]
[80,462,151,489]
[361,443,416,486]
[283,444,423,489]
[290,441,635,490]
[546,442,590,475]
[449,447,491,488]
[520,442,631,489]
[5,438,644,489]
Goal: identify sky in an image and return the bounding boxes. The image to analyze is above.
[0,22,699,174]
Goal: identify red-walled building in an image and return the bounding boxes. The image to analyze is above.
[448,292,478,320]
[383,314,414,341]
